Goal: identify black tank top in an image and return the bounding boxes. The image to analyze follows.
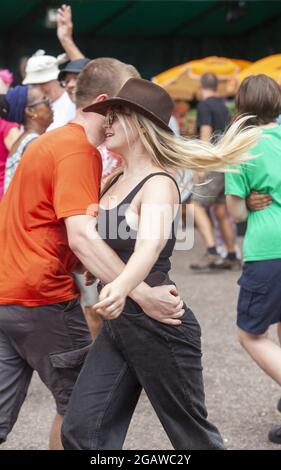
[97,172,181,275]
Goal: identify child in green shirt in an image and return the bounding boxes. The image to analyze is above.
[225,74,281,445]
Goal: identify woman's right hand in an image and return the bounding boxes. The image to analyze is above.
[138,285,185,325]
[92,279,128,320]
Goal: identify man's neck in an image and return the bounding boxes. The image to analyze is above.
[72,109,105,147]
[50,85,64,103]
[24,121,44,135]
[201,90,217,100]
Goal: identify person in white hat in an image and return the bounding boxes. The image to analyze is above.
[23,51,75,131]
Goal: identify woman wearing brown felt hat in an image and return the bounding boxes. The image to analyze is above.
[62,78,261,450]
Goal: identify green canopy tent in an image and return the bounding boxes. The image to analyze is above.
[2,0,281,78]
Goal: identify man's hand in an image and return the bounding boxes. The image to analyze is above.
[57,4,73,43]
[92,283,184,325]
[84,271,96,286]
[56,4,85,59]
[138,285,184,326]
[246,190,272,211]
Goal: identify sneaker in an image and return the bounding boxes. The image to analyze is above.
[268,425,281,444]
[277,397,281,414]
[220,257,242,271]
[190,253,225,272]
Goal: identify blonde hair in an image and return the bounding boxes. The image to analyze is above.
[138,114,261,170]
[102,111,261,193]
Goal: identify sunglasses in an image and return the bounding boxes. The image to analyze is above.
[105,109,130,126]
[28,98,51,108]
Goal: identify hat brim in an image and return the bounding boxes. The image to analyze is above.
[58,67,86,81]
[22,70,59,85]
[58,69,79,81]
[83,97,172,133]
[58,59,91,81]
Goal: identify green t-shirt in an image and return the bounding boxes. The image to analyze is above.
[225,125,281,262]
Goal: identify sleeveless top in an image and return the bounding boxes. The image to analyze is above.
[4,132,39,193]
[97,172,181,276]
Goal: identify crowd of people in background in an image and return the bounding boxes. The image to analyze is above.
[0,3,280,450]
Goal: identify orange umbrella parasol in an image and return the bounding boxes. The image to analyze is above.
[237,54,281,84]
[153,56,251,100]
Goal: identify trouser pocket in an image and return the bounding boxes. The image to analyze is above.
[48,344,91,415]
[238,275,268,318]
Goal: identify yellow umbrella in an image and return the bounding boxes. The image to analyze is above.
[153,56,251,100]
[237,54,281,84]
[230,59,253,71]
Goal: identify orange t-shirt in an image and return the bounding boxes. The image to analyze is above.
[0,123,102,306]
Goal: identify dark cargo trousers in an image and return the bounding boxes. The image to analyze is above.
[62,305,224,450]
[0,298,91,443]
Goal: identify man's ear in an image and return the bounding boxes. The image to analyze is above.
[94,93,108,103]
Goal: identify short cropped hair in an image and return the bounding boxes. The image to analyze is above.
[75,57,140,109]
[200,72,218,91]
[236,74,281,125]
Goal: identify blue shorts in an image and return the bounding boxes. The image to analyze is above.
[237,259,281,335]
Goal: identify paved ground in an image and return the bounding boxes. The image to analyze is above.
[1,234,280,450]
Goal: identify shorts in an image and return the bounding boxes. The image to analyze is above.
[237,259,281,335]
[0,298,92,443]
[192,172,225,209]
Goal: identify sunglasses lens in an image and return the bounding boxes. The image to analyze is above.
[106,111,115,126]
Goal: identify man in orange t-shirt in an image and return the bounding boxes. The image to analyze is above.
[0,59,183,450]
[0,58,136,449]
[0,122,101,305]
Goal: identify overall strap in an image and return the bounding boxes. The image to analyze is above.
[100,173,123,198]
[123,172,181,203]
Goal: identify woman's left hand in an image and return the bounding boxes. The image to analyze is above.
[92,280,128,320]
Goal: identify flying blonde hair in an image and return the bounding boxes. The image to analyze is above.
[102,111,261,192]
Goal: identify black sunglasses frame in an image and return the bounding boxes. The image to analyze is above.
[28,99,51,109]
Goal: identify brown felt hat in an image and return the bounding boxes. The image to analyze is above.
[83,78,174,132]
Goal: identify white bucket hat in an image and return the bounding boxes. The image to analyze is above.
[22,50,68,85]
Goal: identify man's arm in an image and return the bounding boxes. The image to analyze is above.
[197,101,213,142]
[4,127,21,152]
[226,195,248,223]
[66,215,128,284]
[65,215,183,325]
[56,4,85,60]
[200,124,212,142]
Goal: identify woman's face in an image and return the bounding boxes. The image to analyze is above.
[103,108,139,154]
[27,93,53,130]
[61,72,78,102]
[35,98,53,130]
